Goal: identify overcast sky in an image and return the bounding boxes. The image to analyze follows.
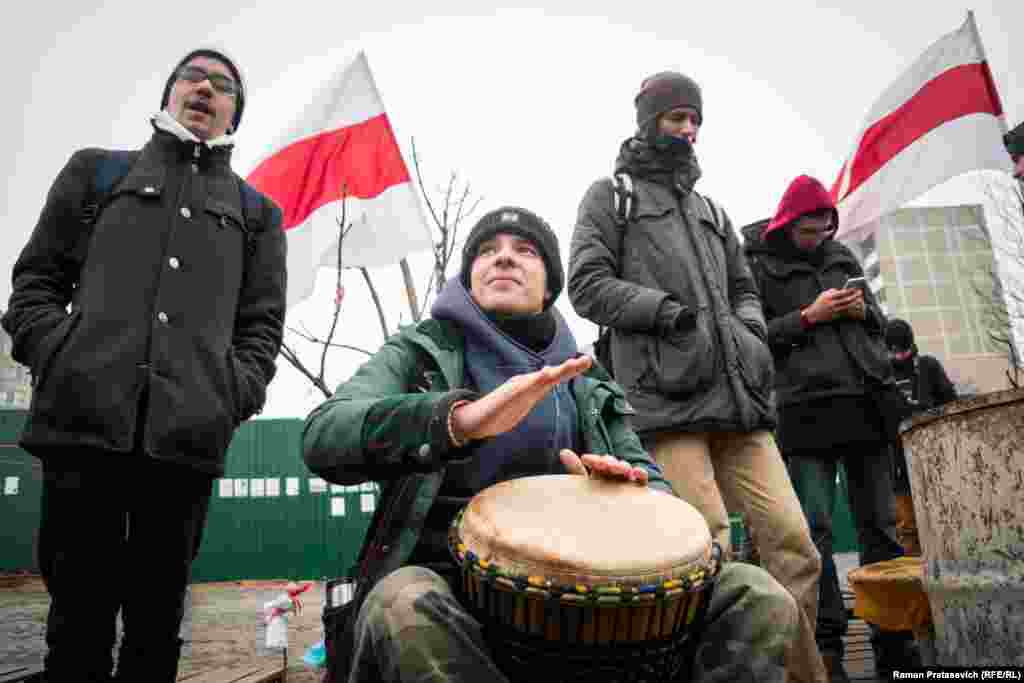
[4,1,1022,417]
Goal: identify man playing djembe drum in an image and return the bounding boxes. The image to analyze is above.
[303,207,804,682]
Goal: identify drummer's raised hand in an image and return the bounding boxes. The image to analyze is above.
[559,449,649,485]
[450,355,592,442]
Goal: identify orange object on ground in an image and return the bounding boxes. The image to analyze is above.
[848,557,932,632]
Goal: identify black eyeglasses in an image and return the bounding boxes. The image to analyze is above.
[176,65,238,96]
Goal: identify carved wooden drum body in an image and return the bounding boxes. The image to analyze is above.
[448,475,720,682]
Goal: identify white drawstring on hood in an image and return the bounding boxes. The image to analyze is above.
[151,109,235,148]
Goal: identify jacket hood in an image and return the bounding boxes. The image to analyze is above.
[763,175,838,239]
[741,219,769,247]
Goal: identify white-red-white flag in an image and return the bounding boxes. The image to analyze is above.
[831,12,1011,242]
[247,51,432,309]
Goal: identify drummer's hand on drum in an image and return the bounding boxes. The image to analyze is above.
[451,355,593,442]
[559,450,650,485]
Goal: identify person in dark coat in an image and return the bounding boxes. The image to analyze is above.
[1,47,287,682]
[884,318,957,555]
[567,71,824,683]
[743,175,918,681]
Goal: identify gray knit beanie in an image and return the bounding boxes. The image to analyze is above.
[634,71,703,134]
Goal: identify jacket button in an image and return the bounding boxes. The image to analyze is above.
[418,444,431,460]
[190,163,199,174]
[180,207,191,219]
[157,311,169,324]
[143,186,156,194]
[168,257,180,270]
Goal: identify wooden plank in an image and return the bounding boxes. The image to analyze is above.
[0,665,45,683]
[177,665,284,683]
[843,616,882,683]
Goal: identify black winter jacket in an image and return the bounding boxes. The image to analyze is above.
[742,224,892,411]
[2,130,287,474]
[568,176,775,436]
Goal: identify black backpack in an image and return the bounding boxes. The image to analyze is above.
[592,172,723,377]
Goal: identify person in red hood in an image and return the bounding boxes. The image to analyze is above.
[743,175,921,680]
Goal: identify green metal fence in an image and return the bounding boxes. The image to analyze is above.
[192,418,376,582]
[0,410,43,573]
[0,410,374,582]
[0,407,864,579]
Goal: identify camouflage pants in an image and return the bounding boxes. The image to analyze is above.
[347,562,798,682]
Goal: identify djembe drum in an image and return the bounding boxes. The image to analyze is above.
[448,475,720,682]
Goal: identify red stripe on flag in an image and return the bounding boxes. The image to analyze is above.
[833,62,1003,204]
[247,113,412,230]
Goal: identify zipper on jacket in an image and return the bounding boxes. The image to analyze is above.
[359,476,412,576]
[594,407,615,455]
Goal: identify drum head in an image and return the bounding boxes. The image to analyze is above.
[455,475,712,587]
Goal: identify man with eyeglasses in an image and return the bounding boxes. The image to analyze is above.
[742,176,917,681]
[2,47,286,681]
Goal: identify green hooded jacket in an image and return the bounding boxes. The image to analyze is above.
[302,316,673,587]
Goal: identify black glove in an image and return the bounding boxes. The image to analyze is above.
[655,299,697,337]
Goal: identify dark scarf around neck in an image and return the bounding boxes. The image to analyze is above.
[615,134,702,195]
[485,310,557,353]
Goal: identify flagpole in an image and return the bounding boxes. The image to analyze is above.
[400,258,421,323]
[966,9,1009,136]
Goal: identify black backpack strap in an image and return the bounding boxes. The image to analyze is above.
[610,172,636,228]
[595,173,637,375]
[71,150,139,269]
[80,150,139,226]
[236,177,266,255]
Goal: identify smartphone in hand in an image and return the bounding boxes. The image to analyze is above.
[843,276,867,291]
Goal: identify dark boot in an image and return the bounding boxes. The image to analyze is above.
[113,637,183,683]
[822,652,851,683]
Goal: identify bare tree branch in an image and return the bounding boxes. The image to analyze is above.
[280,342,332,399]
[411,137,443,231]
[319,196,350,383]
[969,173,1024,387]
[287,325,374,357]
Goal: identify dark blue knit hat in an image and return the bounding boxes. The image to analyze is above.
[460,206,563,309]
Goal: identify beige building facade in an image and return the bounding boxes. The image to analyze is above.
[0,327,32,409]
[858,205,1014,395]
